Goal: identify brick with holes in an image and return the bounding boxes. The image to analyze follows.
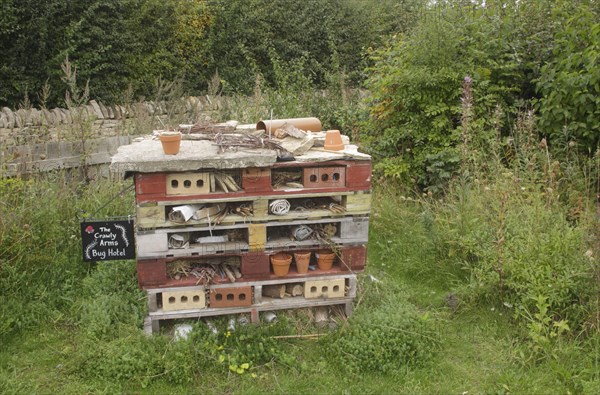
[303,166,346,188]
[162,289,206,311]
[209,285,253,308]
[304,278,345,299]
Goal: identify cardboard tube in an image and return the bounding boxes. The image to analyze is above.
[256,117,322,133]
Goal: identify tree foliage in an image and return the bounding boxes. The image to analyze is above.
[363,0,599,190]
[535,3,600,151]
[0,0,409,107]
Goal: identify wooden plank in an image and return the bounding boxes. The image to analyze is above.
[252,199,269,220]
[137,205,164,228]
[248,224,266,251]
[253,285,263,304]
[134,187,372,205]
[345,192,372,213]
[136,232,169,254]
[339,217,369,239]
[140,189,356,206]
[147,293,158,312]
[135,192,370,230]
[347,276,357,298]
[147,296,355,320]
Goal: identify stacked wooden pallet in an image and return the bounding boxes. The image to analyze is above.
[111,133,371,334]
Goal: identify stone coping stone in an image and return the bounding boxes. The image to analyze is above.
[110,138,277,174]
[110,136,371,175]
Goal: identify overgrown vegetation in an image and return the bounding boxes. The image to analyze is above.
[363,0,600,188]
[1,0,599,393]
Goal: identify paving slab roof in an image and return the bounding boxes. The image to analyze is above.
[110,135,370,175]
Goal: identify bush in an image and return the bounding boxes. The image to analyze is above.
[327,284,437,374]
[535,4,600,153]
[74,260,146,340]
[432,175,596,332]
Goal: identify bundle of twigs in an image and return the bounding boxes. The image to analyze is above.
[213,133,287,154]
[313,224,338,241]
[214,172,240,192]
[232,203,253,217]
[272,171,302,188]
[178,123,236,134]
[167,260,192,279]
[190,266,217,285]
[168,261,242,285]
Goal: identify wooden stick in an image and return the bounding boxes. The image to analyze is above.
[222,265,236,283]
[271,333,323,339]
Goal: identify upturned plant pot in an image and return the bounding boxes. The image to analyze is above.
[324,130,344,151]
[271,252,292,276]
[159,131,182,155]
[293,251,312,274]
[316,250,336,271]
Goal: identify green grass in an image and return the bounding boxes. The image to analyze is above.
[1,180,599,394]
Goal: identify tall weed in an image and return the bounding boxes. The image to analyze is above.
[0,173,134,339]
[428,105,598,336]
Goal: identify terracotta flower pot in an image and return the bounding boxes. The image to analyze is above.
[293,251,312,274]
[324,130,344,151]
[316,250,336,271]
[159,131,182,155]
[271,252,292,276]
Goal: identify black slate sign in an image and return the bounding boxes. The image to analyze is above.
[81,220,135,261]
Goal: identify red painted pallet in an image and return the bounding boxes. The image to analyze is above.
[136,244,367,289]
[134,160,371,204]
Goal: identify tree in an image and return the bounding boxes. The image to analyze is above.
[362,0,569,189]
[535,3,600,152]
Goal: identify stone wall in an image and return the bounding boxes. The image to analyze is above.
[0,96,214,147]
[0,96,217,177]
[1,135,133,178]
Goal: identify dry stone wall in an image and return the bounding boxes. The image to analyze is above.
[0,96,216,176]
[0,96,214,147]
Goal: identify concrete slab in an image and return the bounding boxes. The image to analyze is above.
[278,134,315,156]
[293,144,371,162]
[110,138,279,174]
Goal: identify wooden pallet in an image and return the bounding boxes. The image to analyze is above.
[135,216,369,258]
[136,190,372,229]
[143,274,357,334]
[135,160,371,204]
[136,244,367,288]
